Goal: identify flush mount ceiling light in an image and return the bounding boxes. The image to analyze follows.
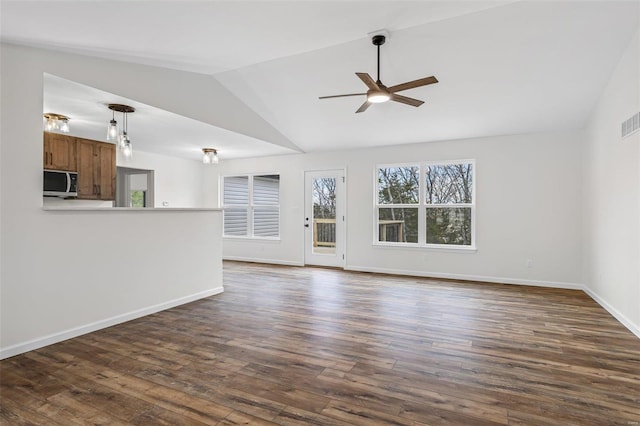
[107,104,135,159]
[202,148,218,164]
[43,113,70,133]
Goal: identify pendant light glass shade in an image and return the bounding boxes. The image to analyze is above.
[202,148,218,164]
[106,109,119,141]
[118,132,128,149]
[121,137,133,159]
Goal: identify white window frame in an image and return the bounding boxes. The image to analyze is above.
[222,173,280,240]
[374,159,476,250]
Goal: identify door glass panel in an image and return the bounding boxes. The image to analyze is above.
[312,177,336,255]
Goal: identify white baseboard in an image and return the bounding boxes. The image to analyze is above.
[582,286,640,339]
[223,256,304,267]
[0,287,224,360]
[344,265,584,290]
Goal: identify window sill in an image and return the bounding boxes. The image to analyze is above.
[373,242,477,253]
[223,236,281,243]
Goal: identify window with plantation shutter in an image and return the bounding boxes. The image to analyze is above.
[222,174,280,238]
[253,175,279,237]
[223,176,249,236]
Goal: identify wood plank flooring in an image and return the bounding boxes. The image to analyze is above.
[1,261,639,425]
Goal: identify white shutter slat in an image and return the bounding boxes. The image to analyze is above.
[224,208,248,236]
[253,175,279,205]
[253,207,279,237]
[223,176,249,205]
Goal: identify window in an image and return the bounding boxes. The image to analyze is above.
[223,174,280,238]
[375,161,474,248]
[130,190,146,207]
[377,166,419,243]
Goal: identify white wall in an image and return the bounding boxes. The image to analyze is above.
[583,30,640,337]
[43,198,114,208]
[117,149,207,208]
[213,131,583,288]
[0,43,224,358]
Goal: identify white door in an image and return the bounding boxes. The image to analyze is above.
[304,170,346,267]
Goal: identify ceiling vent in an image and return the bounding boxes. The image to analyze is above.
[621,112,639,139]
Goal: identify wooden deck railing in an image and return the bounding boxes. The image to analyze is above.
[378,220,405,242]
[313,218,336,248]
[313,218,406,245]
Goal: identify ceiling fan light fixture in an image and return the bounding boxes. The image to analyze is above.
[368,91,390,103]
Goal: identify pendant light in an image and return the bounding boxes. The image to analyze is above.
[107,104,135,160]
[119,110,128,149]
[202,148,218,164]
[120,111,133,159]
[43,113,70,133]
[106,109,118,141]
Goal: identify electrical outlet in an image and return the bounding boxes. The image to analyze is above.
[526,259,533,268]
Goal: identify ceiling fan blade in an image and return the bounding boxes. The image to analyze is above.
[355,101,372,113]
[391,93,424,107]
[319,93,366,99]
[355,72,380,90]
[388,76,438,93]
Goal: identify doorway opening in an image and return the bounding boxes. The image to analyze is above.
[116,167,154,208]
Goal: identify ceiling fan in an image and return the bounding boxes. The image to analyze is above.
[319,34,438,113]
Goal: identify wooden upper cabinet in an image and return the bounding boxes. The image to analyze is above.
[76,138,116,201]
[98,143,116,200]
[77,139,98,199]
[43,132,116,201]
[43,132,76,171]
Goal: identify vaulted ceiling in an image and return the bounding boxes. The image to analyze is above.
[2,1,638,160]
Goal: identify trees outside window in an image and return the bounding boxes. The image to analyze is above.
[130,190,146,207]
[313,178,336,219]
[375,161,474,248]
[425,163,473,246]
[377,167,419,243]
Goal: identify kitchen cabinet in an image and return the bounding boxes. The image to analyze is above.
[76,138,116,200]
[43,131,76,171]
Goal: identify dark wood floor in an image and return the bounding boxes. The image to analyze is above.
[2,261,639,425]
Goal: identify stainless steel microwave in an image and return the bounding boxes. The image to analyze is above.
[43,169,78,197]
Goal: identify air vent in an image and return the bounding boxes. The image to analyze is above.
[621,112,640,139]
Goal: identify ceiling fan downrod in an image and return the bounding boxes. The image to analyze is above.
[372,34,386,83]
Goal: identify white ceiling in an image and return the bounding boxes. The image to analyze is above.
[2,1,639,159]
[43,74,297,161]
